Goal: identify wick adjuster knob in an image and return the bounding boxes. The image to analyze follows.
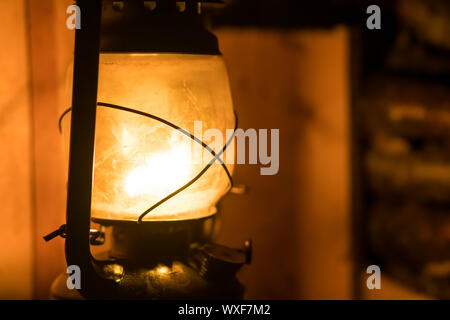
[194,239,252,280]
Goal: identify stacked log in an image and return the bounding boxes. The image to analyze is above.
[359,78,450,298]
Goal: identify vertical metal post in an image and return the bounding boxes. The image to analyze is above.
[66,0,115,298]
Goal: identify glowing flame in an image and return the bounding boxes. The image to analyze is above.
[156,265,170,275]
[124,144,191,198]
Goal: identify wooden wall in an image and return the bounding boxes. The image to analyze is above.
[0,0,34,299]
[26,0,74,299]
[0,0,74,299]
[216,27,353,299]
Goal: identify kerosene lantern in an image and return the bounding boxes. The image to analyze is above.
[45,0,250,300]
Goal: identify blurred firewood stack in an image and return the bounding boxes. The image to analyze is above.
[358,0,450,298]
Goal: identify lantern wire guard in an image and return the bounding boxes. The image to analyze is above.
[58,102,238,223]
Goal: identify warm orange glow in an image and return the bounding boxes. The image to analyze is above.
[63,53,235,222]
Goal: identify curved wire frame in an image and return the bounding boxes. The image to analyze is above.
[59,102,238,222]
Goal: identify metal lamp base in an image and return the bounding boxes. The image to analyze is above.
[50,259,244,300]
[51,220,250,300]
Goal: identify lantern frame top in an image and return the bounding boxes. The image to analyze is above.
[100,0,222,54]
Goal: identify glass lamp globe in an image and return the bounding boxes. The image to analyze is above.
[61,53,235,222]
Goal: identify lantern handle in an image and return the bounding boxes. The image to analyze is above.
[65,0,118,299]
